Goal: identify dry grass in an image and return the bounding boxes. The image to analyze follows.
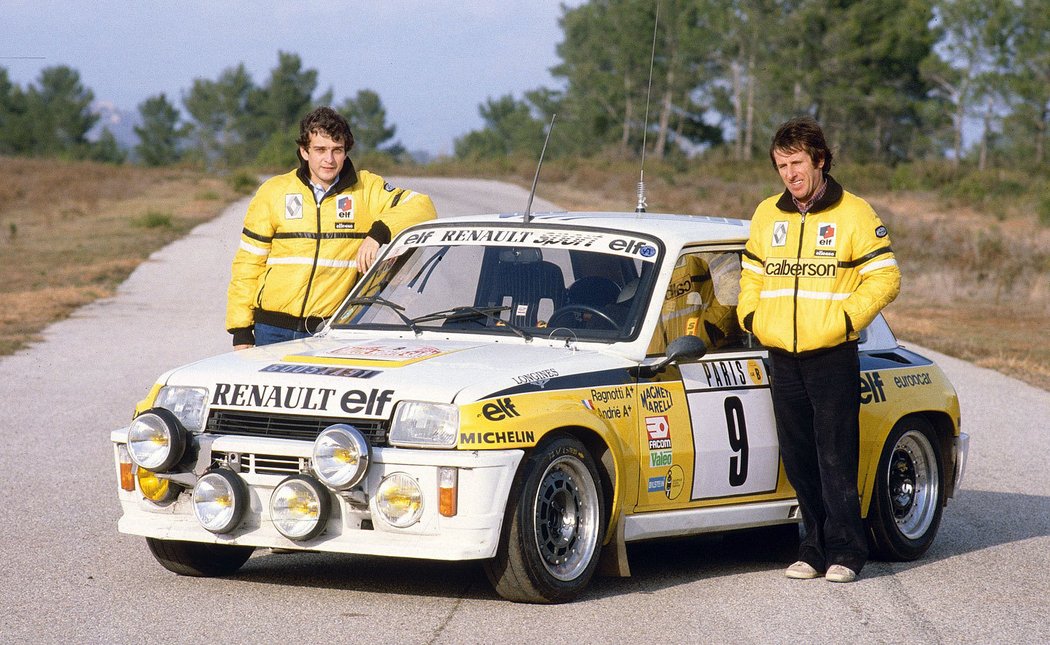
[2,154,1047,393]
[0,157,241,355]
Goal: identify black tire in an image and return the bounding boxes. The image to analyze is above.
[146,538,255,577]
[484,434,606,603]
[867,417,945,561]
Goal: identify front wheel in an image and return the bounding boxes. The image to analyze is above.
[146,538,255,577]
[485,435,606,603]
[867,417,945,561]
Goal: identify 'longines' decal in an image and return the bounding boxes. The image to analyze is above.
[489,368,633,398]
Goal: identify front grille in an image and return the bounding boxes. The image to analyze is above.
[206,410,388,445]
[213,451,307,476]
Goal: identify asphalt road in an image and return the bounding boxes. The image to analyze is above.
[2,178,1047,643]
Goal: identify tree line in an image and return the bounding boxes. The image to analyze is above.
[0,0,1046,171]
[0,51,402,168]
[458,0,1048,170]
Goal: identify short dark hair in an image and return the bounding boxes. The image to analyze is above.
[296,106,354,151]
[770,117,832,173]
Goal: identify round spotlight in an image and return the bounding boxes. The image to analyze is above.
[312,424,371,490]
[375,472,424,528]
[127,408,187,472]
[137,467,180,504]
[192,468,249,534]
[269,475,331,541]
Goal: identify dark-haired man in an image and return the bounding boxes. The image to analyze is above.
[738,117,900,583]
[226,106,436,348]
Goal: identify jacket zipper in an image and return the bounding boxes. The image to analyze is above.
[793,213,806,354]
[298,197,323,322]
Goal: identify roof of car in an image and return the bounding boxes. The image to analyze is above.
[425,211,752,246]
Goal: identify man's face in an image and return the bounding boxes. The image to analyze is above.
[772,148,824,203]
[300,131,347,188]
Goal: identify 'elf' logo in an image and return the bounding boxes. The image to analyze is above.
[482,397,519,421]
[817,223,836,247]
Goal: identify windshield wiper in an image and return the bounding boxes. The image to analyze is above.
[412,306,532,340]
[344,296,421,335]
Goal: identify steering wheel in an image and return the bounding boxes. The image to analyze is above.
[547,304,618,330]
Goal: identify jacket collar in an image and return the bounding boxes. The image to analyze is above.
[775,174,843,214]
[295,153,359,200]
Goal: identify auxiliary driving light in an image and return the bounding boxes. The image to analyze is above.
[192,468,249,534]
[375,472,424,528]
[126,408,187,472]
[269,475,331,541]
[137,467,179,504]
[312,424,370,490]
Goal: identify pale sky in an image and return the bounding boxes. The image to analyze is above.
[1,1,583,155]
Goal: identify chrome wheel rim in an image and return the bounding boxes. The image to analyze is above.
[887,429,940,539]
[532,455,600,581]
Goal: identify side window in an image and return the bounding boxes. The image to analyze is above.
[646,251,743,355]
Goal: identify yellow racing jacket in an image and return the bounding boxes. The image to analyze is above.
[226,161,436,344]
[737,177,900,354]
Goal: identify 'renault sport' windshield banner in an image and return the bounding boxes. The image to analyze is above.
[392,226,660,262]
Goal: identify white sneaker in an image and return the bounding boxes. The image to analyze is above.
[825,564,857,583]
[785,561,821,579]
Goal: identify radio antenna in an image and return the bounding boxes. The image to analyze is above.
[523,113,556,224]
[636,1,660,214]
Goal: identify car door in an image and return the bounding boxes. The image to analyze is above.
[634,249,783,511]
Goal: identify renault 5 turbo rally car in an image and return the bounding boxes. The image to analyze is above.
[112,211,968,603]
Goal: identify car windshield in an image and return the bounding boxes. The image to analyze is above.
[330,224,662,342]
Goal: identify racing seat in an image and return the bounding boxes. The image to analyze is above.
[482,248,565,326]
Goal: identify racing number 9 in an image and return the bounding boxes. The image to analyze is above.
[724,396,748,486]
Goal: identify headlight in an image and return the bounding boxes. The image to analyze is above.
[192,468,249,534]
[270,475,331,541]
[389,401,459,448]
[375,472,424,528]
[126,408,187,472]
[154,386,209,432]
[312,425,370,490]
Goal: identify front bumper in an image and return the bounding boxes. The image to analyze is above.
[111,429,523,560]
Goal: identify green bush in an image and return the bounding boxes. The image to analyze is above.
[941,169,1025,203]
[133,211,173,229]
[891,160,962,191]
[228,170,259,195]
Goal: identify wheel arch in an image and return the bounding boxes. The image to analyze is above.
[529,425,620,532]
[860,410,956,516]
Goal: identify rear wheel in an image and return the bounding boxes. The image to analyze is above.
[867,417,945,561]
[146,538,255,577]
[485,435,606,603]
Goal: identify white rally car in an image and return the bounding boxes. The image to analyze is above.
[112,211,968,603]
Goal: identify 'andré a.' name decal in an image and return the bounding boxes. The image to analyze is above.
[211,383,395,416]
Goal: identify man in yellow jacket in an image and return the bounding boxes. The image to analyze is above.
[226,106,437,348]
[738,117,900,584]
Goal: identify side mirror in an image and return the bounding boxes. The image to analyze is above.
[665,334,707,363]
[631,335,708,378]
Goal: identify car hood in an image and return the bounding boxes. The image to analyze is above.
[160,335,635,420]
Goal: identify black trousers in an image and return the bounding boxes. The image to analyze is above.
[769,341,868,573]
